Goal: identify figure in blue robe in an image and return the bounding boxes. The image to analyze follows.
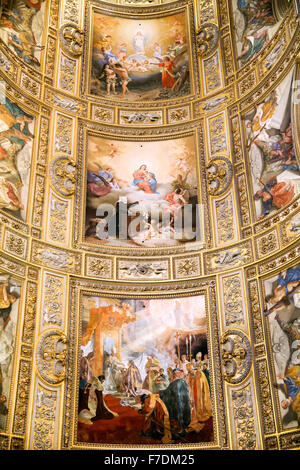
[87,168,113,185]
[159,377,191,432]
[8,33,39,67]
[132,166,158,194]
[237,0,247,10]
[132,173,157,193]
[2,97,34,148]
[283,376,300,402]
[240,35,267,62]
[277,264,300,302]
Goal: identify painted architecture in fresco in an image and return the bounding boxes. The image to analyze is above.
[90,11,191,101]
[0,273,20,430]
[85,135,199,248]
[233,0,278,65]
[0,1,46,68]
[264,263,300,429]
[0,88,34,220]
[78,295,213,445]
[244,67,299,219]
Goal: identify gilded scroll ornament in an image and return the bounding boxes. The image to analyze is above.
[32,175,45,227]
[0,50,15,78]
[120,110,163,125]
[280,432,300,450]
[208,114,228,155]
[215,194,236,244]
[86,256,112,279]
[221,330,252,384]
[197,23,219,58]
[231,383,258,450]
[64,0,79,23]
[237,174,251,226]
[248,280,264,345]
[48,192,70,245]
[0,254,26,277]
[0,434,9,450]
[92,106,114,123]
[42,274,65,328]
[168,106,190,123]
[265,436,279,450]
[222,274,245,327]
[59,54,77,93]
[23,282,37,345]
[50,156,76,196]
[54,114,73,155]
[13,360,31,434]
[37,330,68,385]
[118,260,169,280]
[256,359,276,434]
[32,384,57,450]
[198,0,216,24]
[10,437,24,450]
[3,230,27,259]
[203,53,222,92]
[60,23,83,57]
[207,157,233,196]
[45,36,56,78]
[256,230,279,257]
[20,73,41,98]
[174,256,200,278]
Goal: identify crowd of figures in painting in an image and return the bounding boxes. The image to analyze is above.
[245,67,299,219]
[78,296,213,445]
[233,0,278,65]
[265,262,300,429]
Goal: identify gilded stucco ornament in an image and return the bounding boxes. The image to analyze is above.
[37,330,68,385]
[118,260,169,280]
[50,156,76,196]
[196,23,219,58]
[0,0,298,452]
[124,0,156,3]
[221,330,252,384]
[206,156,233,196]
[230,382,258,450]
[59,23,84,57]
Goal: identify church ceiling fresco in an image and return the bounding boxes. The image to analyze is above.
[0,87,35,219]
[244,66,299,220]
[77,295,214,446]
[233,0,278,66]
[265,261,300,430]
[85,134,200,249]
[0,1,46,68]
[90,10,192,101]
[0,0,299,453]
